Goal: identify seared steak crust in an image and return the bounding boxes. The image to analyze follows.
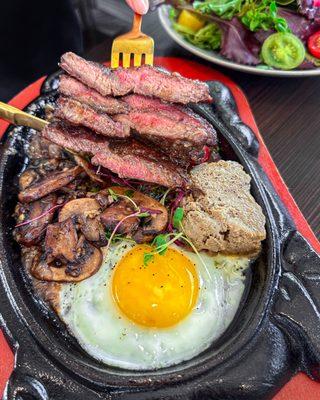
[60,52,212,104]
[42,122,108,154]
[114,110,213,145]
[59,75,129,115]
[123,94,216,140]
[55,97,129,138]
[42,122,189,188]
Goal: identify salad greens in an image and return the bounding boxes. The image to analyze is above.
[169,0,320,70]
[173,22,222,49]
[194,0,243,19]
[241,0,290,32]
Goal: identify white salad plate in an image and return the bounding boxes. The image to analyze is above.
[158,5,320,77]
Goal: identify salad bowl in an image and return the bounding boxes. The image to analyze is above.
[159,5,320,77]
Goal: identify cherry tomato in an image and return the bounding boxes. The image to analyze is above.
[261,33,305,70]
[308,31,320,59]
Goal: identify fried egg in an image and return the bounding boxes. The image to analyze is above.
[58,241,249,370]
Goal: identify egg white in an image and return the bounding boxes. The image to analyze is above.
[58,241,249,370]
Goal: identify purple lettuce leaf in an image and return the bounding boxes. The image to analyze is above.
[253,9,320,45]
[278,8,320,42]
[219,18,261,65]
[297,0,320,23]
[173,5,261,65]
[253,29,274,44]
[298,59,317,69]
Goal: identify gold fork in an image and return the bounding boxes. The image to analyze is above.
[111,12,154,69]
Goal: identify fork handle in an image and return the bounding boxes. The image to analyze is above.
[132,13,142,34]
[0,101,48,131]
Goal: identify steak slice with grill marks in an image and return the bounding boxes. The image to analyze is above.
[115,95,217,165]
[60,52,212,104]
[122,95,216,144]
[42,121,107,154]
[42,122,189,188]
[54,97,130,138]
[59,75,129,115]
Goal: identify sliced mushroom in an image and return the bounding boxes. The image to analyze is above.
[28,132,65,160]
[100,199,140,235]
[58,198,101,222]
[45,218,78,264]
[21,246,62,312]
[110,187,168,243]
[31,237,102,282]
[19,169,40,191]
[18,166,83,203]
[78,214,108,247]
[14,194,58,246]
[58,198,107,247]
[95,191,114,208]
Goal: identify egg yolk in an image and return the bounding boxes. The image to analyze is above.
[112,245,199,328]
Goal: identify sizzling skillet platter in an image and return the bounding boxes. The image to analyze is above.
[0,55,319,400]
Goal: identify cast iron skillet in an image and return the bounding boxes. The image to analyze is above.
[0,72,319,400]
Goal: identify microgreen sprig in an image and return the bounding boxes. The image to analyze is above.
[108,188,139,211]
[143,232,184,266]
[143,207,211,279]
[15,202,66,228]
[105,188,152,250]
[160,188,171,205]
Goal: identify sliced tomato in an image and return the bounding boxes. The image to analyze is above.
[261,33,305,70]
[308,31,320,59]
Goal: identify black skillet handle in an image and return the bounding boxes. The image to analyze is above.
[272,231,320,380]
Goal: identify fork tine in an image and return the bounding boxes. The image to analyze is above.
[145,53,154,66]
[133,53,142,67]
[122,53,131,68]
[111,52,120,69]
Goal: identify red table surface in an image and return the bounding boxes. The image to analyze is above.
[0,57,319,399]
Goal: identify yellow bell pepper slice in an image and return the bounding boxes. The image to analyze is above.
[177,10,205,33]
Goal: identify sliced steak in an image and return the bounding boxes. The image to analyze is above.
[59,75,129,115]
[114,110,213,145]
[42,122,189,188]
[43,123,189,187]
[120,95,217,165]
[54,96,129,138]
[123,94,216,139]
[60,52,212,104]
[14,194,58,246]
[114,109,215,165]
[18,166,83,203]
[42,121,108,154]
[92,146,188,188]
